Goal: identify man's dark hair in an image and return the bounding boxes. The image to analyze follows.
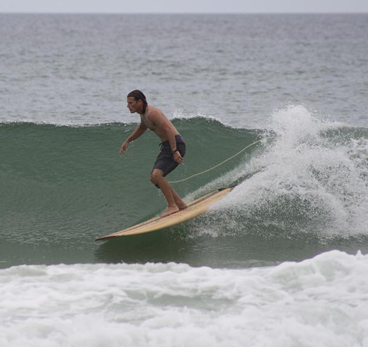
[128,90,148,113]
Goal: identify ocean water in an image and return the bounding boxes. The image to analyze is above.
[1,13,368,346]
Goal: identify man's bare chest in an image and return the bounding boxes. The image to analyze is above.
[141,115,155,130]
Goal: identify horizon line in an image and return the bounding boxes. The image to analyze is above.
[0,11,367,15]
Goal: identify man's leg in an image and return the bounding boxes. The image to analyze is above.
[169,186,187,210]
[151,169,186,217]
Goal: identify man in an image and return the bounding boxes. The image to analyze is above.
[119,90,187,217]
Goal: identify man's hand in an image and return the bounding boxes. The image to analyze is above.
[173,151,183,164]
[119,140,129,156]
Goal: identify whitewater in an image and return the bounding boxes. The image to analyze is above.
[1,251,367,347]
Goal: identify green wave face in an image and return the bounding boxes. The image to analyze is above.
[1,118,368,268]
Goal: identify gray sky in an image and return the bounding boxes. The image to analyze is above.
[0,0,367,13]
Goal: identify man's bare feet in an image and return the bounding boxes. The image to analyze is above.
[177,202,188,211]
[160,206,180,218]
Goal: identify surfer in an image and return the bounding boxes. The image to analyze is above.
[119,90,187,217]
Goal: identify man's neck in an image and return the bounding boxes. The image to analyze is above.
[139,105,148,116]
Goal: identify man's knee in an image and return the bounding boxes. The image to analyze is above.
[150,171,162,188]
[150,174,158,186]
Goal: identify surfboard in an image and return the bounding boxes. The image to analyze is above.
[95,187,232,241]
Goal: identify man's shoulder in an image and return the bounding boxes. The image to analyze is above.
[147,105,161,114]
[146,106,165,119]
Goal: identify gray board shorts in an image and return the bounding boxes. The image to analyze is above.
[152,135,186,177]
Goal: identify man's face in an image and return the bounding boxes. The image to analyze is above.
[127,97,141,114]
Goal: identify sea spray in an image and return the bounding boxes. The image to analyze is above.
[204,106,368,239]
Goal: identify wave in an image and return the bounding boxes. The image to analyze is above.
[1,107,368,246]
[0,112,233,128]
[0,118,260,245]
[189,106,368,239]
[0,250,367,347]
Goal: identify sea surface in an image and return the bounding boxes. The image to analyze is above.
[1,13,368,346]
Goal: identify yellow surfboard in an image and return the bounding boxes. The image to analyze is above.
[95,187,232,241]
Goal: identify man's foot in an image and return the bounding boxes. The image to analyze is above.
[177,202,187,211]
[160,206,179,218]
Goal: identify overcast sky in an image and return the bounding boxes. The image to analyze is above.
[0,0,367,13]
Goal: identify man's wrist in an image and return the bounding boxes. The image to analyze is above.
[172,149,179,154]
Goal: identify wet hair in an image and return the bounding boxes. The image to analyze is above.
[127,90,148,113]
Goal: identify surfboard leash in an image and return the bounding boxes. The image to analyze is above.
[169,139,263,184]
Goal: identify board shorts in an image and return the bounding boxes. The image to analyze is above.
[152,135,186,178]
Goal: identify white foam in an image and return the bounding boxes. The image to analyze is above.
[211,105,368,238]
[0,250,367,347]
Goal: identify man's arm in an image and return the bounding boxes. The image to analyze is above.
[149,111,183,163]
[119,122,147,156]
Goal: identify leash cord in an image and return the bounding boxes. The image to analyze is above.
[169,139,263,184]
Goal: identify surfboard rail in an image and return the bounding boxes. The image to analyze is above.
[95,187,232,241]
